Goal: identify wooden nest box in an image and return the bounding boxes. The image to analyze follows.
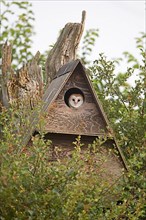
[35,59,127,177]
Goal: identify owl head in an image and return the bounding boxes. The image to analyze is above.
[68,93,84,108]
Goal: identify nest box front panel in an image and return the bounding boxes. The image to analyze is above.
[44,133,125,183]
[44,68,108,136]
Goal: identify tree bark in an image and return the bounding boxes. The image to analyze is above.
[1,41,12,108]
[45,10,86,85]
[0,44,43,109]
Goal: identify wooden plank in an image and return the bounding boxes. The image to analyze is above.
[21,72,72,146]
[44,68,108,135]
[53,60,80,79]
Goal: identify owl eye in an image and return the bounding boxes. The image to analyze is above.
[72,98,75,101]
[78,99,80,102]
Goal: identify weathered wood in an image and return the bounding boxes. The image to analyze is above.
[15,51,43,108]
[45,11,86,85]
[1,42,13,107]
[44,60,127,170]
[0,46,43,109]
[21,71,72,146]
[45,68,108,135]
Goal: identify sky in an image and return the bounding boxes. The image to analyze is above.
[31,0,146,63]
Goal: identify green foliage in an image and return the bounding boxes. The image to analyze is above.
[90,33,146,159]
[0,0,35,68]
[0,116,125,220]
[0,2,145,218]
[0,115,145,220]
[88,33,146,219]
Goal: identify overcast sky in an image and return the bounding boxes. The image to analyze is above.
[31,0,145,63]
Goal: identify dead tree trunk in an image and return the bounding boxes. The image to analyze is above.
[0,11,86,108]
[0,43,43,109]
[45,10,86,85]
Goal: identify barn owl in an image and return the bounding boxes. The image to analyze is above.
[68,94,84,108]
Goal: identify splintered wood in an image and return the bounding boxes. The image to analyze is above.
[0,43,43,109]
[15,52,43,109]
[45,11,86,85]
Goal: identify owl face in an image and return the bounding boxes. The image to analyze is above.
[68,94,84,108]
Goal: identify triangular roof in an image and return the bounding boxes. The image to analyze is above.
[43,60,110,134]
[22,59,127,169]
